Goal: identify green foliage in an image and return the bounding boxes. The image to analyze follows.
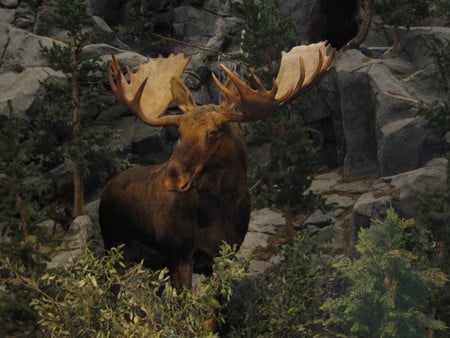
[376,0,431,28]
[225,233,334,337]
[1,244,244,337]
[415,178,450,337]
[431,0,450,21]
[234,0,323,214]
[115,0,155,53]
[0,103,55,335]
[234,0,298,73]
[322,208,448,337]
[413,32,450,335]
[247,111,324,214]
[48,0,92,35]
[39,0,128,214]
[415,97,450,139]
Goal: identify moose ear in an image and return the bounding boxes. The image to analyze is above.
[170,77,196,113]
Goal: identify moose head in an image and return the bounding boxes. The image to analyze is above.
[107,42,334,194]
[100,42,335,290]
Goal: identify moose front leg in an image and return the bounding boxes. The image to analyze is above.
[171,259,193,290]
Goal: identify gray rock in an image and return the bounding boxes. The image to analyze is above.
[308,171,342,194]
[378,117,425,176]
[334,181,372,194]
[312,222,346,252]
[80,43,122,60]
[0,8,15,59]
[304,209,332,228]
[325,194,355,209]
[239,232,270,254]
[338,69,379,176]
[131,119,164,158]
[0,0,18,8]
[248,208,285,234]
[378,157,448,217]
[351,192,392,244]
[0,67,64,119]
[47,215,100,270]
[404,64,448,102]
[109,116,137,152]
[172,5,221,46]
[334,41,447,177]
[247,260,273,274]
[398,26,450,69]
[278,0,313,39]
[98,50,147,67]
[91,16,129,49]
[14,1,36,30]
[33,5,62,39]
[0,27,62,72]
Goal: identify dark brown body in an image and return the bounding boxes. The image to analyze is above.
[99,118,250,288]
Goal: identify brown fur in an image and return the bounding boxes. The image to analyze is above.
[99,107,250,287]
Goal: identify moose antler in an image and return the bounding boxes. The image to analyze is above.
[107,53,191,126]
[212,41,335,122]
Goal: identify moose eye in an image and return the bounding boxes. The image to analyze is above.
[207,130,219,142]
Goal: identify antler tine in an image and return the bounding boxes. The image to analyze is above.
[214,42,335,123]
[211,71,241,109]
[213,64,279,122]
[107,53,191,126]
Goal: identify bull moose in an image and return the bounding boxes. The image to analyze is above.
[99,42,335,290]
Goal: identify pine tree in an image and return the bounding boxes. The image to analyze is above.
[39,0,127,218]
[0,102,50,334]
[376,0,430,56]
[115,0,155,54]
[414,36,450,336]
[322,207,448,337]
[234,0,325,241]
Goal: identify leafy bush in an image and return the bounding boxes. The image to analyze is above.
[415,177,450,337]
[376,0,430,28]
[0,103,57,335]
[1,244,244,337]
[322,207,448,337]
[224,233,334,337]
[415,97,450,140]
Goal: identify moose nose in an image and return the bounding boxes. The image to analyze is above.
[164,164,191,192]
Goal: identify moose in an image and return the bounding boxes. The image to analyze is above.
[99,42,335,290]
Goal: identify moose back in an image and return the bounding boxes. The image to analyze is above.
[99,42,335,289]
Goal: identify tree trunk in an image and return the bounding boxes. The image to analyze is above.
[282,204,295,245]
[71,37,83,218]
[277,118,296,244]
[343,0,374,51]
[15,192,29,242]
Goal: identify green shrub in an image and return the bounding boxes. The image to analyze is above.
[415,180,450,337]
[225,233,334,337]
[2,244,244,337]
[376,0,430,29]
[322,207,448,337]
[0,103,59,335]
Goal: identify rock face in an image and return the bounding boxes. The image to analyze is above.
[1,0,447,174]
[0,1,448,268]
